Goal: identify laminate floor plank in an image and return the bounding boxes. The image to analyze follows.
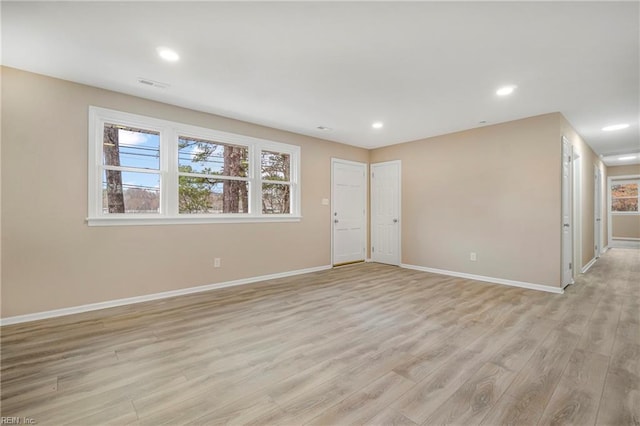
[1,249,637,425]
[479,329,580,425]
[575,294,623,356]
[538,349,610,426]
[306,371,414,426]
[595,370,640,426]
[421,361,515,426]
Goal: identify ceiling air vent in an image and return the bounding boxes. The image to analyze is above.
[137,78,170,89]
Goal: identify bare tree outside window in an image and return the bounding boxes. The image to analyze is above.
[90,107,300,224]
[261,151,291,214]
[178,137,248,213]
[102,124,160,214]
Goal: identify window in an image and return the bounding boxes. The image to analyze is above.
[261,150,291,214]
[611,179,639,213]
[102,124,161,214]
[177,136,249,214]
[88,107,300,225]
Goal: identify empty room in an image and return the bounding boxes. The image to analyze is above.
[1,1,639,425]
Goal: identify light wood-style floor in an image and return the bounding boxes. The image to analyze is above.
[1,248,639,425]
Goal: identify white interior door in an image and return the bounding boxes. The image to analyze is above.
[594,165,602,258]
[562,137,574,286]
[332,159,366,265]
[371,161,401,265]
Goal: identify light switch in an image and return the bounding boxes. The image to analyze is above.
[321,198,329,205]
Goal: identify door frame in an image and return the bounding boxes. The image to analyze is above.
[572,146,581,277]
[561,136,574,287]
[594,165,603,258]
[331,158,368,266]
[370,160,402,265]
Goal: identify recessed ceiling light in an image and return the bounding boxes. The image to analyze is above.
[157,47,180,62]
[372,122,384,129]
[602,123,629,131]
[496,85,517,96]
[618,155,637,161]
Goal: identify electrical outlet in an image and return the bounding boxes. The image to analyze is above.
[214,258,221,268]
[470,252,477,262]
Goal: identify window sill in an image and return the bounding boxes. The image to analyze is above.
[86,215,302,227]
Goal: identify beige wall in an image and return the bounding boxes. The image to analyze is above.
[608,164,640,241]
[0,67,3,318]
[611,215,640,239]
[371,114,563,288]
[607,164,640,177]
[1,67,369,317]
[2,66,611,318]
[559,116,605,269]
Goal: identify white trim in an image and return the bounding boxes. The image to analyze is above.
[607,174,640,247]
[87,215,302,226]
[594,165,603,258]
[561,136,574,287]
[0,265,331,326]
[572,145,581,281]
[400,264,564,294]
[88,106,301,225]
[602,245,609,253]
[609,239,640,248]
[581,257,597,273]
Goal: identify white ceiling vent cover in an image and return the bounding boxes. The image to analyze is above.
[137,78,170,89]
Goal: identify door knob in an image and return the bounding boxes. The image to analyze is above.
[334,219,339,223]
[393,218,398,223]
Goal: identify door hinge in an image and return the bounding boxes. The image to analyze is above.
[569,262,572,270]
[372,247,375,253]
[371,172,374,178]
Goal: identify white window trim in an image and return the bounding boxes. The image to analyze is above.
[609,177,640,216]
[88,106,301,226]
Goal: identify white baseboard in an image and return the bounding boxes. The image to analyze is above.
[400,264,563,294]
[0,265,332,326]
[609,240,640,249]
[581,257,597,273]
[601,246,609,253]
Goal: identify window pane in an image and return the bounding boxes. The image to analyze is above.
[262,183,290,214]
[102,171,160,214]
[179,177,248,214]
[261,151,290,181]
[103,124,160,170]
[178,137,248,177]
[612,183,638,198]
[612,198,639,212]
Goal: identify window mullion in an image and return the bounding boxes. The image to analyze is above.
[164,127,178,216]
[251,145,261,215]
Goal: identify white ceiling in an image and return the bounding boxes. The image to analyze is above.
[2,1,639,159]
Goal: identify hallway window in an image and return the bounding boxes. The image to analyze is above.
[611,180,639,212]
